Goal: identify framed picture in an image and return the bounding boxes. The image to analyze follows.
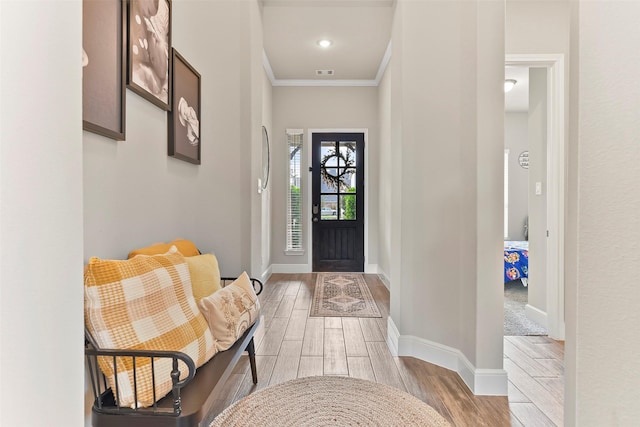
[126,0,172,110]
[168,49,201,165]
[82,0,126,140]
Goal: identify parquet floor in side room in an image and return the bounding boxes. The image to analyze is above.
[210,273,565,426]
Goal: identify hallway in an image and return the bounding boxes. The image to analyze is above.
[210,273,563,426]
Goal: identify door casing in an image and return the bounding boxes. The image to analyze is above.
[505,54,566,340]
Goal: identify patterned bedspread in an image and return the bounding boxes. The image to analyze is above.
[504,241,528,283]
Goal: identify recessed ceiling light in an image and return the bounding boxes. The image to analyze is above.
[318,39,332,48]
[504,79,517,93]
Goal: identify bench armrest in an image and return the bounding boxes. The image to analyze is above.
[220,277,263,295]
[85,341,197,416]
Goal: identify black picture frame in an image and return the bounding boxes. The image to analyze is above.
[82,0,126,140]
[126,0,172,110]
[168,49,201,165]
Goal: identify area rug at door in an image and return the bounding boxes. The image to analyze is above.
[210,376,451,427]
[310,273,381,318]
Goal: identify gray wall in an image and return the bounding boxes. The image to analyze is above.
[1,1,84,425]
[504,113,529,241]
[271,86,379,269]
[527,68,548,313]
[83,1,266,276]
[576,2,640,424]
[387,0,505,372]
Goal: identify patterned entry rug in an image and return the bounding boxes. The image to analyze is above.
[310,273,381,318]
[210,376,451,427]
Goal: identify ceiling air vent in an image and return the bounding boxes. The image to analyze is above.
[316,70,334,76]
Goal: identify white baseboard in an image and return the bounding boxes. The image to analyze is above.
[525,304,548,328]
[271,263,312,274]
[365,263,379,274]
[377,269,391,291]
[386,317,508,396]
[260,265,272,284]
[386,317,400,356]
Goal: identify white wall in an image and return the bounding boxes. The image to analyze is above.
[527,68,548,313]
[270,86,379,270]
[387,0,505,392]
[0,1,84,425]
[575,1,640,424]
[504,113,528,241]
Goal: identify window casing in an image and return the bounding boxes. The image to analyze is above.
[504,149,509,239]
[286,130,303,253]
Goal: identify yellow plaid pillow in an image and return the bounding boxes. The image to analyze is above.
[84,246,216,408]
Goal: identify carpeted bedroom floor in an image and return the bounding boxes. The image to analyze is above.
[504,280,547,336]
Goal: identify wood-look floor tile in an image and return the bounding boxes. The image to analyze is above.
[504,359,563,426]
[366,341,405,391]
[426,375,490,427]
[213,274,562,427]
[537,377,565,404]
[301,318,324,356]
[508,380,530,403]
[293,286,312,311]
[359,318,384,342]
[284,281,301,296]
[324,328,348,375]
[269,340,303,386]
[233,355,278,401]
[504,339,557,377]
[347,357,376,381]
[342,317,368,357]
[284,309,308,341]
[274,295,296,318]
[256,316,288,356]
[324,316,342,329]
[509,402,556,427]
[298,356,324,378]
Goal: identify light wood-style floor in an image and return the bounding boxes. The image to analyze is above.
[211,273,564,426]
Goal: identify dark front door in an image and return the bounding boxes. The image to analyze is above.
[312,132,365,272]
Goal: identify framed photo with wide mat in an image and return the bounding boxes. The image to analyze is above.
[126,0,172,110]
[168,49,201,165]
[311,273,381,318]
[82,0,126,140]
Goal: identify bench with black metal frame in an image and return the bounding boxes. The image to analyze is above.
[85,278,263,427]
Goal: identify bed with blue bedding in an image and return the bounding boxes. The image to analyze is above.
[504,241,528,286]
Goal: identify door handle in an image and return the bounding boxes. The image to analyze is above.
[313,204,319,215]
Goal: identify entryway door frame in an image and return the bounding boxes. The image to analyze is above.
[306,129,371,273]
[506,54,566,340]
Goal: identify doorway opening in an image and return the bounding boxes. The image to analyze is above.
[504,54,565,341]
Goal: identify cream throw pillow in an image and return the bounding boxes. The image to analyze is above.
[199,272,260,352]
[185,254,222,302]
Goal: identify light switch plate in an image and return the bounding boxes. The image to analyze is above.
[535,182,542,195]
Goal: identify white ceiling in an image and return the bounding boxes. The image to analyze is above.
[261,0,533,110]
[262,0,394,81]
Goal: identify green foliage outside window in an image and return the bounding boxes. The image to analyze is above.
[343,187,356,220]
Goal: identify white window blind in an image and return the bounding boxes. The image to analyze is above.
[504,149,509,239]
[286,130,303,252]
